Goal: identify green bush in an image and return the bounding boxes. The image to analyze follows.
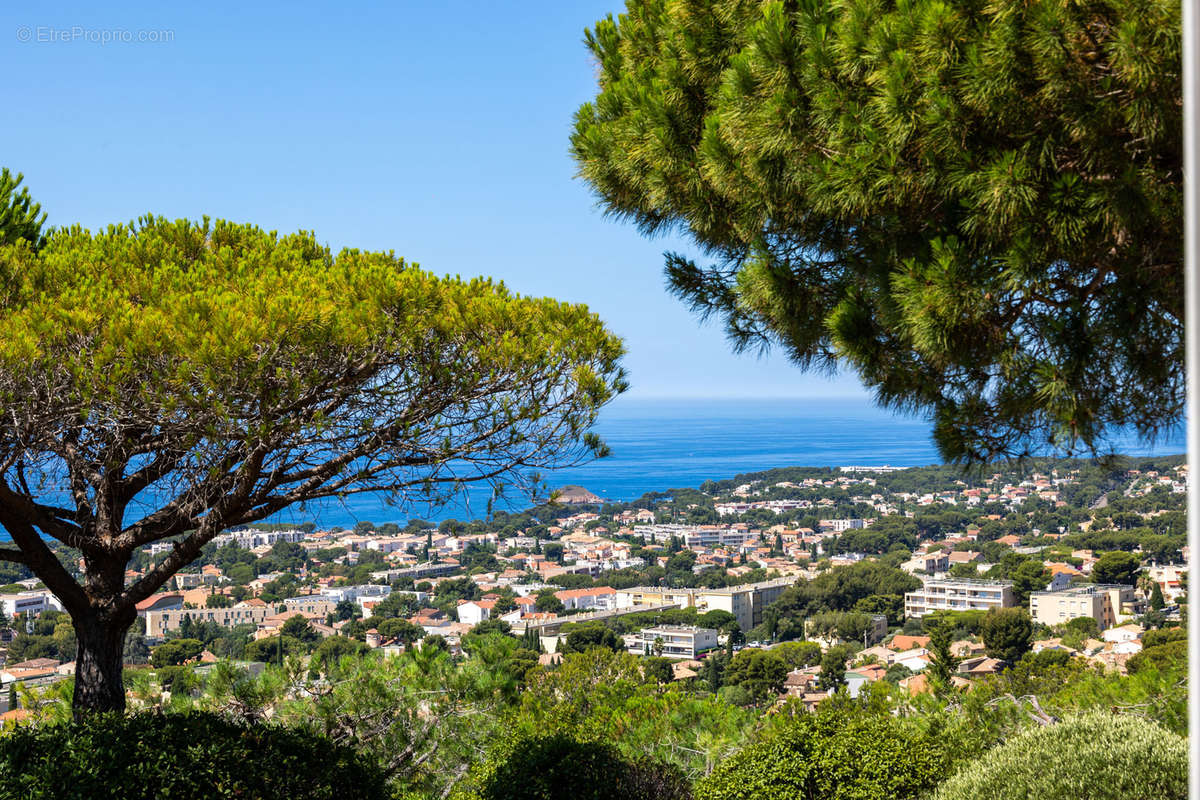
[1127,638,1187,674]
[478,733,691,800]
[694,707,946,800]
[930,712,1187,800]
[1141,627,1186,649]
[0,712,387,800]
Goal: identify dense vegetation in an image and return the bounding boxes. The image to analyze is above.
[573,0,1182,463]
[0,217,626,714]
[4,628,1186,799]
[929,713,1188,800]
[0,712,388,799]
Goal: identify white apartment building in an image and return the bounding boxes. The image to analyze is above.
[682,528,756,550]
[627,625,719,658]
[0,592,50,619]
[819,519,867,532]
[321,583,392,613]
[210,529,306,550]
[615,577,794,633]
[554,586,618,611]
[904,578,1014,618]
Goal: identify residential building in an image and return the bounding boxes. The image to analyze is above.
[627,626,719,659]
[321,583,392,613]
[134,593,184,617]
[693,578,793,633]
[144,603,272,639]
[210,528,306,550]
[808,614,889,648]
[1028,584,1138,629]
[283,596,339,617]
[456,599,496,626]
[615,577,794,633]
[1144,564,1188,602]
[0,593,50,619]
[554,586,617,611]
[904,578,1014,618]
[901,552,949,575]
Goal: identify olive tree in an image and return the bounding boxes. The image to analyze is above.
[0,217,626,715]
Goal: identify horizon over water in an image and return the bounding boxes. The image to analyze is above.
[0,397,1186,541]
[257,395,1187,529]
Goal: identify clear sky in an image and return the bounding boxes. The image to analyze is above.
[0,1,870,403]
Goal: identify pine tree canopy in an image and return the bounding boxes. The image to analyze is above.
[0,216,627,715]
[0,168,46,249]
[571,0,1181,462]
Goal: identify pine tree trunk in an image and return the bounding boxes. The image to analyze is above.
[72,609,133,718]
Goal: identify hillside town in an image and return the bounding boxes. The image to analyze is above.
[1,454,1186,720]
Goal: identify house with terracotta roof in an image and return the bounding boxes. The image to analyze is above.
[553,586,617,611]
[457,599,497,626]
[955,655,1003,675]
[782,667,820,697]
[134,593,183,617]
[1,658,61,685]
[900,673,972,695]
[254,611,334,641]
[888,634,931,652]
[845,663,888,696]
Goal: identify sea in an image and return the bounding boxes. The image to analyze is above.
[254,396,1186,528]
[0,397,1187,539]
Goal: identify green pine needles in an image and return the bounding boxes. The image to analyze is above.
[572,0,1182,462]
[0,216,626,714]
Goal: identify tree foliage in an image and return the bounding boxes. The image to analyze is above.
[150,638,204,668]
[0,712,388,799]
[514,648,754,780]
[572,0,1182,461]
[1090,550,1141,586]
[0,168,45,249]
[478,733,692,800]
[0,217,626,714]
[561,624,624,655]
[723,648,788,705]
[981,608,1034,664]
[930,712,1187,800]
[694,704,948,800]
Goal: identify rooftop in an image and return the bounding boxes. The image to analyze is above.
[915,577,1014,588]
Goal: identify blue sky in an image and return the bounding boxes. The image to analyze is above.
[0,1,869,403]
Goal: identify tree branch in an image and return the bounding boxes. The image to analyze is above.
[0,546,29,565]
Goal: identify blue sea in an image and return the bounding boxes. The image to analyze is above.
[0,397,1186,539]
[256,396,1185,528]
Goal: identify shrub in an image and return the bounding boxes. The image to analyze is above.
[478,733,691,800]
[0,712,387,799]
[150,638,204,668]
[930,712,1187,800]
[694,706,945,800]
[1127,638,1187,674]
[1142,627,1186,649]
